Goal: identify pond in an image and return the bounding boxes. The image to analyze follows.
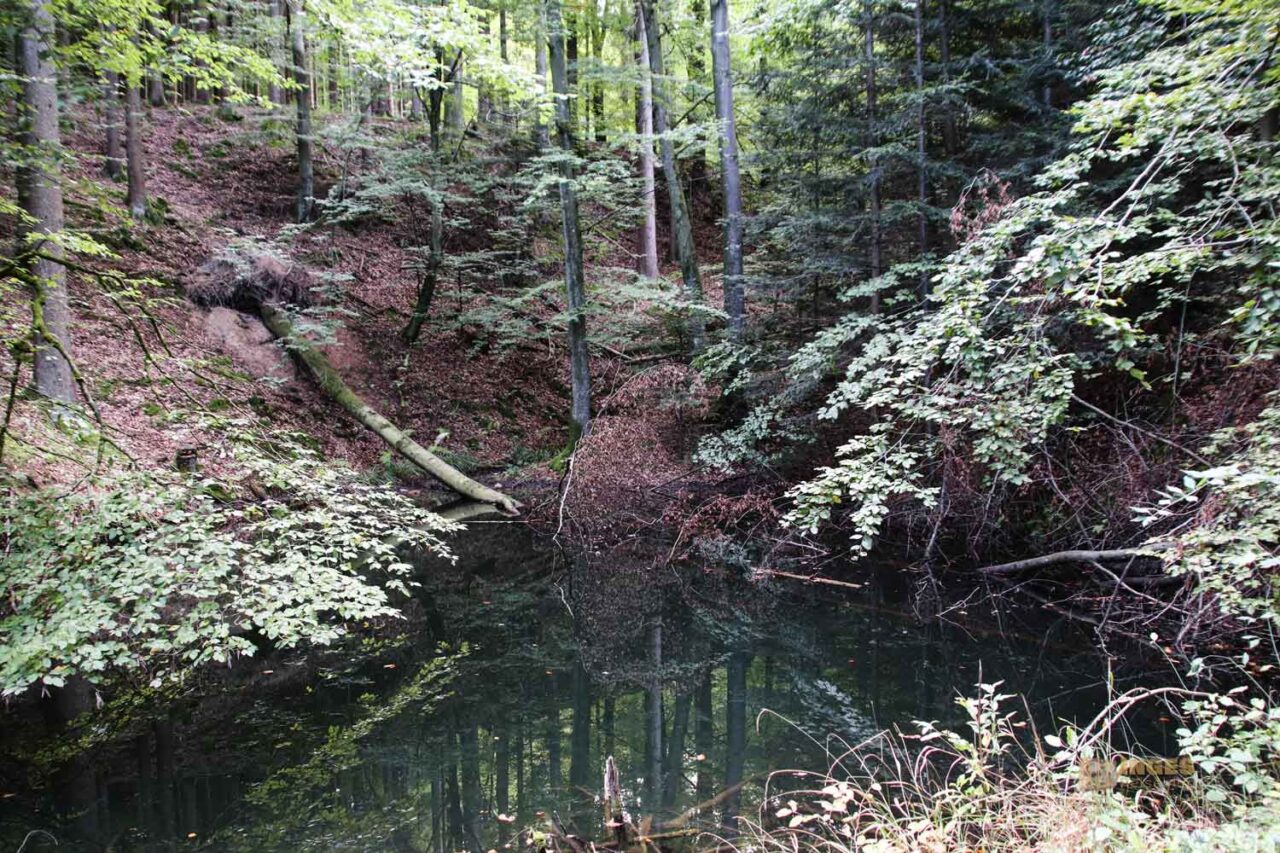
[0,520,1172,851]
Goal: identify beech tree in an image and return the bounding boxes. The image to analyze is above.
[635,5,659,280]
[290,0,316,222]
[549,0,592,437]
[639,0,705,352]
[709,0,743,339]
[18,0,75,407]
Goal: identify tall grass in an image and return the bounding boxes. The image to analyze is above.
[714,682,1280,853]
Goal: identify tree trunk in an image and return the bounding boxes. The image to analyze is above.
[499,8,510,123]
[685,0,714,218]
[289,0,314,222]
[722,651,748,832]
[635,7,660,279]
[566,10,578,131]
[535,8,550,148]
[402,75,446,346]
[103,72,123,180]
[447,53,465,135]
[548,0,593,437]
[258,302,520,512]
[913,0,928,296]
[125,82,147,219]
[591,16,605,142]
[327,44,340,110]
[645,620,663,808]
[939,0,957,156]
[864,0,881,313]
[710,0,744,340]
[1042,0,1053,108]
[19,0,75,406]
[269,0,286,105]
[640,0,706,352]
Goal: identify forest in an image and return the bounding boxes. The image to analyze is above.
[1,0,1279,848]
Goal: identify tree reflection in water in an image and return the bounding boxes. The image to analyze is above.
[0,521,1163,851]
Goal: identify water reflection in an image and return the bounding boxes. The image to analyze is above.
[0,522,1167,851]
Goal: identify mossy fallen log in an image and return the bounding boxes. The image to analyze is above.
[259,301,520,515]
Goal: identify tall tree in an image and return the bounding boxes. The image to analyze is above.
[709,0,743,339]
[125,82,147,219]
[548,0,592,437]
[635,6,660,279]
[289,0,315,222]
[863,0,881,312]
[269,0,286,105]
[19,0,75,406]
[102,72,123,179]
[913,0,927,296]
[640,0,706,352]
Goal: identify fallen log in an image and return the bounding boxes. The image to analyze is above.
[978,547,1167,577]
[259,301,520,514]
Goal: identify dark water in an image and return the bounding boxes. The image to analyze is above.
[0,521,1171,851]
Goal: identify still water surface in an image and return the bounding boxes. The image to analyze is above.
[0,521,1169,851]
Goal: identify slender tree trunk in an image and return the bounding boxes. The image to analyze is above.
[146,19,166,109]
[402,69,447,345]
[499,7,510,123]
[448,54,465,135]
[694,673,714,800]
[635,8,660,279]
[645,620,663,809]
[566,10,578,131]
[289,0,314,222]
[269,0,285,104]
[1042,0,1053,108]
[864,0,882,312]
[535,7,550,148]
[569,662,592,788]
[939,0,956,156]
[685,0,714,217]
[125,82,147,219]
[477,17,492,123]
[722,651,748,833]
[459,726,483,853]
[19,0,75,406]
[103,72,123,180]
[914,0,928,296]
[710,0,744,340]
[591,17,605,142]
[640,0,706,352]
[548,0,593,437]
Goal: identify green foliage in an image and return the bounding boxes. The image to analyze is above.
[1137,399,1280,624]
[710,0,1280,563]
[0,440,458,696]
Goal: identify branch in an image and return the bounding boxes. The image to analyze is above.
[1072,394,1212,467]
[978,547,1167,577]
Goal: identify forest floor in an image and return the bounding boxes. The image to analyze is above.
[0,103,716,516]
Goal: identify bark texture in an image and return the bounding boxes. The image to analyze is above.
[103,72,123,180]
[19,0,75,406]
[125,83,147,219]
[635,7,660,280]
[289,0,314,222]
[710,0,744,339]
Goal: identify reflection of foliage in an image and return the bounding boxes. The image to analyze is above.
[218,646,466,851]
